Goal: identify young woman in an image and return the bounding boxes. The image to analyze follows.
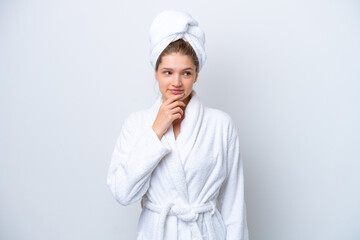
[107,10,249,240]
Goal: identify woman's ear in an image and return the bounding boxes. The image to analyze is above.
[194,72,199,83]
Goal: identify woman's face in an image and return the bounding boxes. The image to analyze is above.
[155,52,198,103]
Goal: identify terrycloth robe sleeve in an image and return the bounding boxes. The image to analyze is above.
[217,124,249,240]
[106,114,171,205]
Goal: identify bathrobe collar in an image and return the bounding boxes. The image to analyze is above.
[150,89,205,201]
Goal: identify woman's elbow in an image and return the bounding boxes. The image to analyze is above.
[106,175,144,206]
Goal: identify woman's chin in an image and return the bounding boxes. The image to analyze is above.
[163,92,186,100]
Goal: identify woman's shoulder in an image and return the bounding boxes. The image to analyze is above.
[122,107,153,127]
[204,106,239,139]
[204,106,235,125]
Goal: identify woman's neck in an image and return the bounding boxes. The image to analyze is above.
[182,94,191,107]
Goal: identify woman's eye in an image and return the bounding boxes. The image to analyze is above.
[164,71,171,75]
[184,72,191,76]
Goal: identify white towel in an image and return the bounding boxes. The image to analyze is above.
[148,10,207,71]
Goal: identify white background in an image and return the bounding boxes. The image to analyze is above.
[1,0,359,239]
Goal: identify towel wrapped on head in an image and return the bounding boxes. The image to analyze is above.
[148,10,207,72]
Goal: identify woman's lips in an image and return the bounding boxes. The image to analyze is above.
[169,89,184,94]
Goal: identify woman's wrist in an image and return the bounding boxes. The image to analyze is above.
[152,125,163,140]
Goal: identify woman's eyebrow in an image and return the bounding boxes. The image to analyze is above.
[160,67,194,71]
[160,67,173,71]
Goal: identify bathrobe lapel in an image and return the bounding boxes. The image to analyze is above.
[175,90,204,167]
[150,90,204,202]
[162,125,189,200]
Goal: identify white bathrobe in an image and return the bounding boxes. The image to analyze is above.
[107,90,249,240]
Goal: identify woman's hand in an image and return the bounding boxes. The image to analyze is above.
[152,93,186,140]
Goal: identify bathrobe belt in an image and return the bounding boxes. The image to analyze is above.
[141,198,217,240]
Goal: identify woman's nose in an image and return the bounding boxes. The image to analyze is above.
[172,74,182,86]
